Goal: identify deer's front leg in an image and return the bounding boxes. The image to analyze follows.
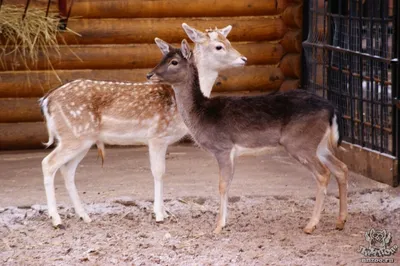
[149,139,169,222]
[214,150,235,234]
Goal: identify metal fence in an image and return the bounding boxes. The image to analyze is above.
[302,0,399,165]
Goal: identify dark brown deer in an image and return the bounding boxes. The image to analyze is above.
[40,24,247,228]
[147,39,348,234]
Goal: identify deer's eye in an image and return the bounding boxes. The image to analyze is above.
[171,60,178,65]
[216,46,223,50]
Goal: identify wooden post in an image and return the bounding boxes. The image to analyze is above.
[280,30,302,53]
[280,53,301,79]
[279,79,300,92]
[282,4,303,29]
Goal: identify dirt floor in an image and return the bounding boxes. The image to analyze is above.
[0,144,399,265]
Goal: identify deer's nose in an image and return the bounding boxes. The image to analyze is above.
[241,57,248,63]
[146,73,154,80]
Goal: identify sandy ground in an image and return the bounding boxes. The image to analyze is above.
[0,144,399,265]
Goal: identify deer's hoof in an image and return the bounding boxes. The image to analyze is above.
[335,219,346,230]
[53,223,65,230]
[303,225,316,234]
[79,214,92,223]
[213,226,223,234]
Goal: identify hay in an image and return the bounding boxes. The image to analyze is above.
[0,4,79,76]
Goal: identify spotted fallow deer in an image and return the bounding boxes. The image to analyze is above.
[40,23,247,228]
[147,39,348,234]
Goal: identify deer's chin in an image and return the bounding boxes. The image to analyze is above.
[232,62,246,67]
[149,77,163,84]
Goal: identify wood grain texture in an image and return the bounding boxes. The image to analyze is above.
[282,4,303,29]
[280,30,302,53]
[280,53,301,79]
[279,79,300,92]
[0,65,282,98]
[215,66,284,92]
[0,98,42,123]
[0,122,48,150]
[0,42,284,71]
[70,0,280,18]
[59,17,287,44]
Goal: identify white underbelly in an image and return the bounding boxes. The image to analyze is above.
[234,145,280,157]
[98,115,188,146]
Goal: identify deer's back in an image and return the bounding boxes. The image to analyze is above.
[194,90,335,150]
[44,79,187,144]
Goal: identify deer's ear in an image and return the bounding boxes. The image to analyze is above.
[182,23,207,43]
[181,39,192,59]
[155,38,172,55]
[218,25,232,37]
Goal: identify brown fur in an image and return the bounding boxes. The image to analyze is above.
[148,40,349,234]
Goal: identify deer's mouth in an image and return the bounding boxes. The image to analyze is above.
[146,72,162,83]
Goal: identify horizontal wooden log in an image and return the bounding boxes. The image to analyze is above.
[5,0,59,12]
[280,30,302,53]
[282,4,303,29]
[0,65,280,98]
[278,0,304,11]
[0,98,42,123]
[280,53,301,79]
[71,0,280,18]
[60,17,287,44]
[8,0,280,18]
[279,79,300,92]
[0,122,48,150]
[0,41,284,71]
[215,66,284,92]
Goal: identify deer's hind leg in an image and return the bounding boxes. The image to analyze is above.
[281,139,331,234]
[42,140,93,228]
[317,141,348,230]
[60,147,91,223]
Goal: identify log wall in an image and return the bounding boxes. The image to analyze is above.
[0,0,304,149]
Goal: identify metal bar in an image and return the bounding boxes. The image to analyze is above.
[326,0,333,103]
[369,0,375,150]
[393,0,400,184]
[327,12,392,22]
[22,0,31,20]
[65,0,75,23]
[302,41,392,63]
[45,0,51,17]
[326,82,392,106]
[348,0,355,144]
[300,0,310,89]
[379,0,386,152]
[359,0,365,147]
[322,0,327,98]
[338,0,345,142]
[342,114,392,133]
[323,64,392,85]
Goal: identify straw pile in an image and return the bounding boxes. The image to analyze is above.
[0,4,79,73]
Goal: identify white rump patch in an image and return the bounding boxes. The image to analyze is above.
[331,115,339,145]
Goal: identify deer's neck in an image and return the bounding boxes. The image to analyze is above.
[173,62,206,131]
[197,63,218,97]
[194,46,218,97]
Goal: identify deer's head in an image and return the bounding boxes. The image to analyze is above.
[182,23,247,71]
[147,39,193,87]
